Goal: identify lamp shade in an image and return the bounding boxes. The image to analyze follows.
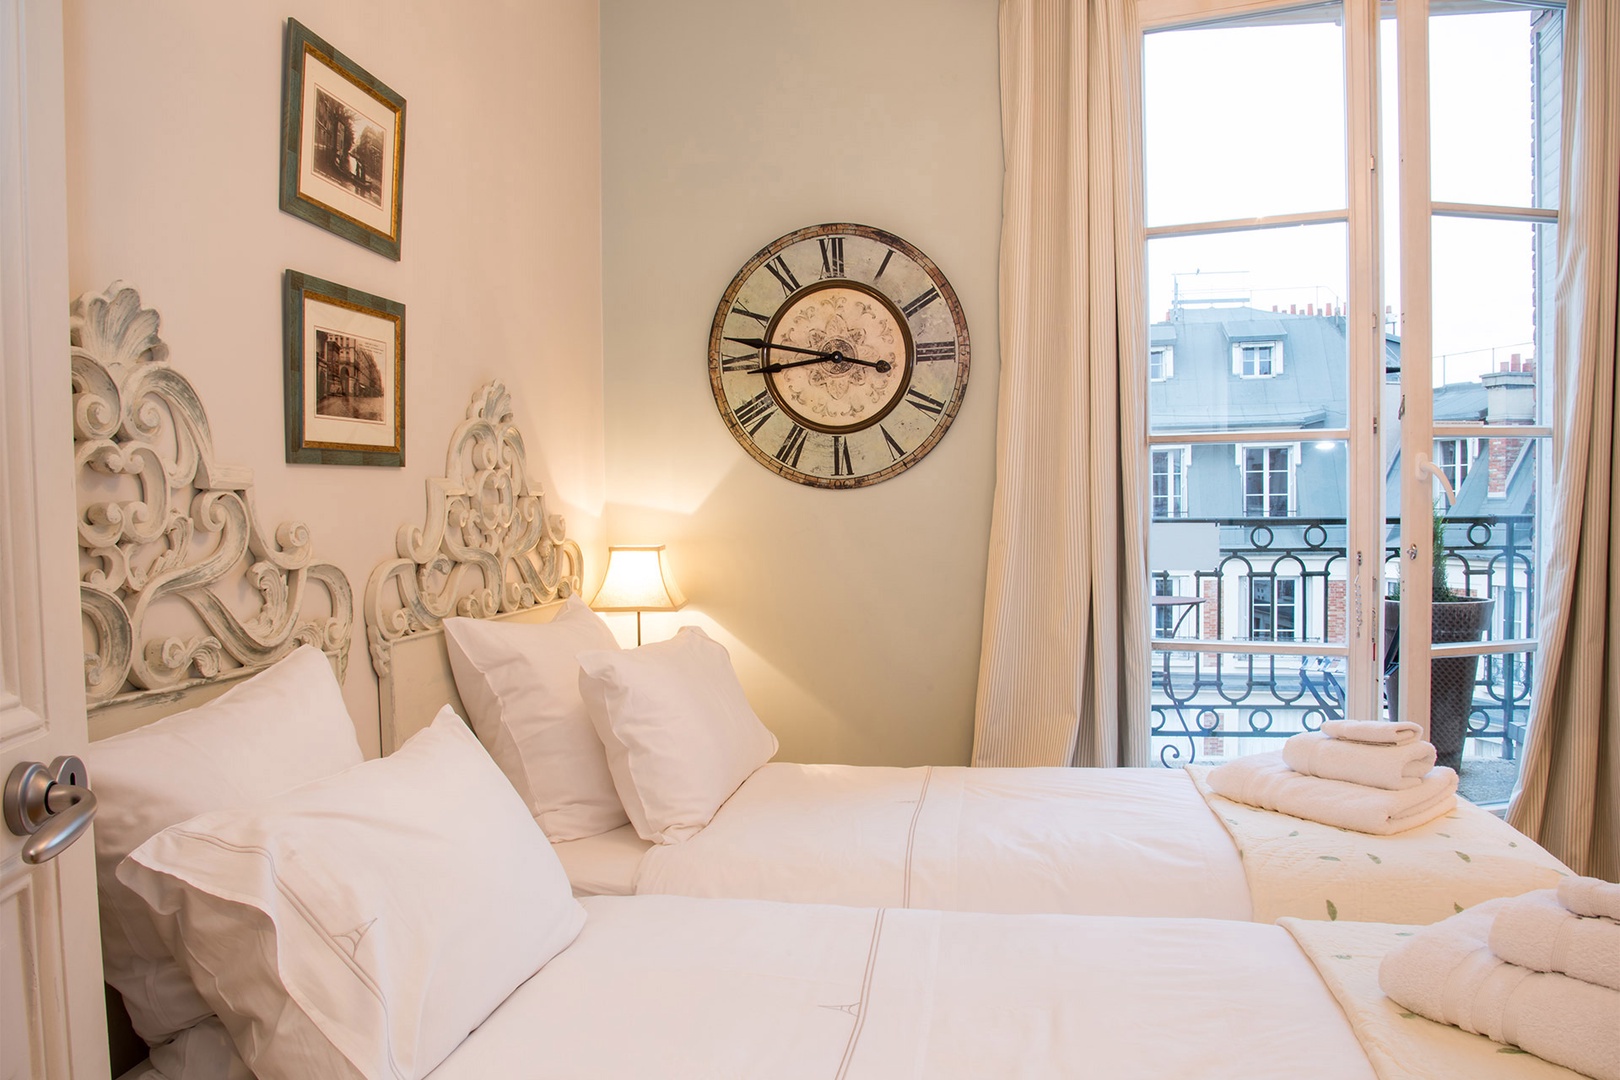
[590,546,686,612]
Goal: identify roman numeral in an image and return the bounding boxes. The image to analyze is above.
[905,388,947,417]
[776,424,808,468]
[914,340,956,363]
[902,287,940,319]
[721,351,760,372]
[880,424,905,460]
[734,390,776,434]
[831,435,853,477]
[766,256,801,295]
[819,237,845,278]
[875,249,895,281]
[732,302,772,326]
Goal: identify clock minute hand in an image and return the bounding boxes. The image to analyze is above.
[723,336,893,374]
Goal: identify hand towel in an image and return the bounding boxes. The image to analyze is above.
[1282,730,1436,791]
[1379,900,1620,1080]
[1559,875,1620,921]
[1319,718,1423,745]
[1490,888,1620,991]
[1205,752,1457,835]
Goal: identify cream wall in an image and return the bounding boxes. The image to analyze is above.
[601,1,1003,765]
[64,0,607,757]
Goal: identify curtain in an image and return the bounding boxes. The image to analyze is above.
[971,0,1149,768]
[1506,0,1620,881]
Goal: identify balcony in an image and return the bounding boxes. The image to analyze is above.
[1150,515,1536,803]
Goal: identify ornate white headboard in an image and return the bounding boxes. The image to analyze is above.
[73,283,355,740]
[365,381,583,751]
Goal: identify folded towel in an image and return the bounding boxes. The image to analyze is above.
[1205,752,1457,835]
[1559,875,1620,921]
[1490,888,1620,992]
[1282,730,1436,791]
[1380,900,1620,1080]
[1319,718,1423,745]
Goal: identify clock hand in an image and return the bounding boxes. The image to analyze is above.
[723,336,894,374]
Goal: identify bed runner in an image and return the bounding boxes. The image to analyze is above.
[1187,765,1569,925]
[1283,920,1587,1080]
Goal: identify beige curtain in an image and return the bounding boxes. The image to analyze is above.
[971,0,1149,768]
[1506,0,1620,881]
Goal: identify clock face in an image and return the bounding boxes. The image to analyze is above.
[708,223,970,488]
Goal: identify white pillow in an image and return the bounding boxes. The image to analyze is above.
[443,597,628,840]
[84,645,363,1044]
[577,626,778,844]
[119,708,585,1080]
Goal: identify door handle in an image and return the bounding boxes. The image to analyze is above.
[4,756,98,865]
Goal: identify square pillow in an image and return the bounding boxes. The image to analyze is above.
[443,596,628,840]
[119,707,586,1080]
[577,626,778,844]
[85,645,363,1044]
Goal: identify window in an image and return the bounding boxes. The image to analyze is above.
[1151,446,1189,518]
[1150,345,1174,381]
[1240,445,1294,518]
[1249,577,1298,642]
[1434,438,1480,492]
[1143,0,1561,793]
[1152,574,1197,638]
[1232,340,1282,378]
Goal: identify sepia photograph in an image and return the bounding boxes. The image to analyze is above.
[284,270,405,467]
[311,88,386,208]
[280,19,406,259]
[313,328,388,422]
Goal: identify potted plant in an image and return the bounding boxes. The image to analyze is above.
[1382,504,1494,772]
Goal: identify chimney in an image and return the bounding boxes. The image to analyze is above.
[1307,303,1315,316]
[1481,356,1536,424]
[1290,304,1297,315]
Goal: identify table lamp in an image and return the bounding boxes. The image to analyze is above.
[590,545,686,646]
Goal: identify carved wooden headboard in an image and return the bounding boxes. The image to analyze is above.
[72,283,354,741]
[365,381,583,752]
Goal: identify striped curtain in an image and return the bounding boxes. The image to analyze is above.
[1506,0,1620,881]
[971,0,1150,767]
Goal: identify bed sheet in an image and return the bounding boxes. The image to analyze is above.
[425,894,1374,1080]
[631,763,1254,918]
[550,823,651,897]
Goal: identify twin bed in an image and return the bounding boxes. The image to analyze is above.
[77,286,1585,1080]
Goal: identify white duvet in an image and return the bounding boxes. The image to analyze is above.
[633,762,1255,919]
[426,895,1376,1080]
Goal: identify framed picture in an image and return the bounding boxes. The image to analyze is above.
[284,271,405,467]
[280,19,406,260]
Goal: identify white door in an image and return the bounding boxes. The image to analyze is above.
[0,1,111,1077]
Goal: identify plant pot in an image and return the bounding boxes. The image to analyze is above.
[1382,596,1495,773]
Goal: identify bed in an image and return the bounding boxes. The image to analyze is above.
[362,381,1570,927]
[71,312,1591,1080]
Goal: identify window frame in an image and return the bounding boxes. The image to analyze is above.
[1150,344,1175,381]
[1236,442,1299,518]
[1151,445,1191,518]
[1231,339,1283,378]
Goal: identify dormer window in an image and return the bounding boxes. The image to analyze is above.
[1232,340,1282,378]
[1149,345,1174,381]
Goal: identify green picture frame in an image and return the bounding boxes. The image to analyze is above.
[279,18,406,260]
[284,270,406,467]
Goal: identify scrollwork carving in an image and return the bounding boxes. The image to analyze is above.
[72,283,355,705]
[365,381,583,676]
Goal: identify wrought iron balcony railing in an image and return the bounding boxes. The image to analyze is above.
[1149,515,1536,769]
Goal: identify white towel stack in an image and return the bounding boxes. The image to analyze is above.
[1205,752,1458,836]
[1379,880,1620,1080]
[1282,729,1437,791]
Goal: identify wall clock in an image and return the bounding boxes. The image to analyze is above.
[707,223,970,489]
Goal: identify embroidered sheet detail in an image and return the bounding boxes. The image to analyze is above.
[834,908,888,1080]
[902,768,934,908]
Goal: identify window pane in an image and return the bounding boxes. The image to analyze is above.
[1430,216,1555,400]
[1143,3,1346,227]
[1430,7,1563,209]
[1148,224,1348,435]
[1148,441,1348,648]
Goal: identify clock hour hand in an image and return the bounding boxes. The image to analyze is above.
[723,336,893,374]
